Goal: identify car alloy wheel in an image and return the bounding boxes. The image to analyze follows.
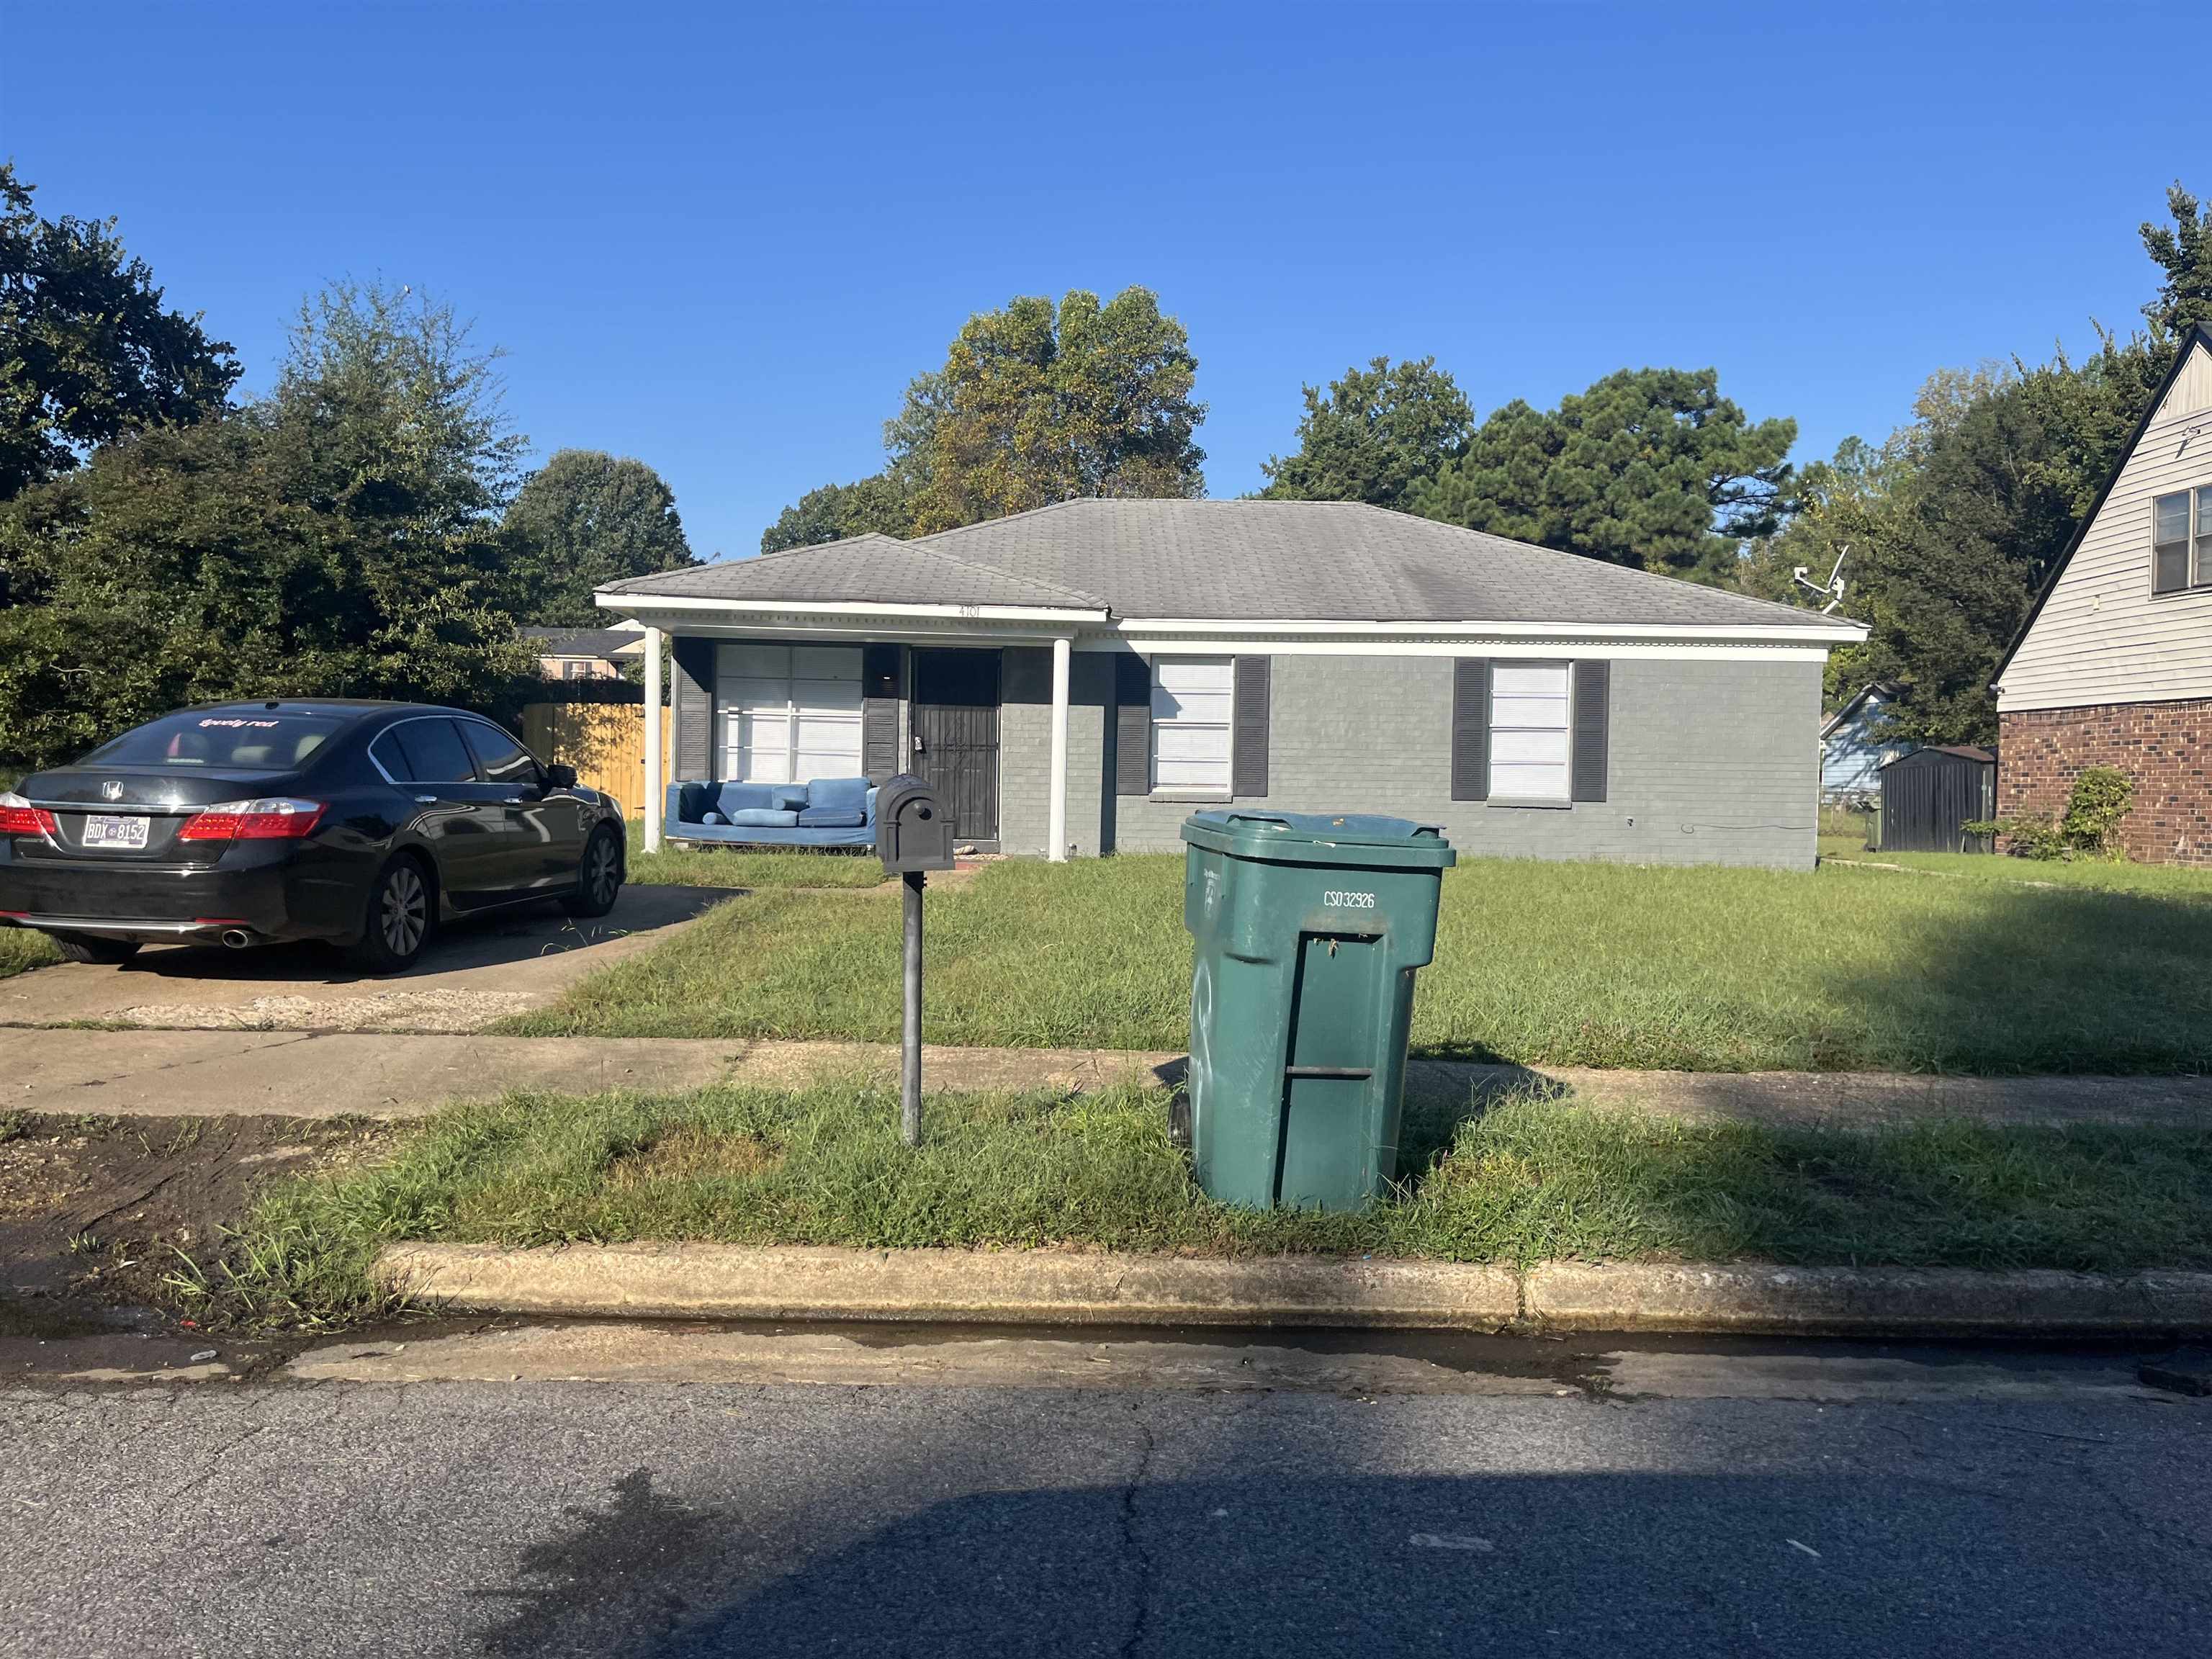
[380,863,428,956]
[584,833,620,907]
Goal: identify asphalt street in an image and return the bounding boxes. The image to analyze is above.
[4,1326,2208,1658]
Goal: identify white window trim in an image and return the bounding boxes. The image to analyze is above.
[1487,659,1573,806]
[2151,487,2212,594]
[2198,486,2212,589]
[1149,655,1235,800]
[716,644,863,784]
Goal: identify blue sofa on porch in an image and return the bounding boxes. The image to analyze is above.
[662,777,878,848]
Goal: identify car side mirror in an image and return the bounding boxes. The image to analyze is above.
[545,763,577,789]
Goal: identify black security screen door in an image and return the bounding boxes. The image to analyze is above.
[909,648,1000,843]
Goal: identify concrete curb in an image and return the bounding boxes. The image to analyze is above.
[377,1244,2212,1336]
[377,1244,1521,1327]
[1521,1263,2212,1335]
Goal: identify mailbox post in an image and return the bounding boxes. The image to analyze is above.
[875,775,956,1146]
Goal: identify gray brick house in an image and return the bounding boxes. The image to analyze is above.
[600,500,1865,868]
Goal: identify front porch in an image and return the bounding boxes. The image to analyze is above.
[631,607,1094,861]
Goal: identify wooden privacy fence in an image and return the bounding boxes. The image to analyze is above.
[520,700,671,814]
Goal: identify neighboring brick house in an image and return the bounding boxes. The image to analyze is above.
[1993,323,2212,864]
[598,499,1863,868]
[522,624,644,682]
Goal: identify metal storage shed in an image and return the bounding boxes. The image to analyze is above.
[1876,745,1997,853]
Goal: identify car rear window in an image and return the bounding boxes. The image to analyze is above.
[390,719,478,785]
[84,711,343,770]
[368,729,413,783]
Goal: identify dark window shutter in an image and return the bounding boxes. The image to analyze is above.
[1231,655,1269,797]
[1572,660,1609,802]
[1114,653,1151,796]
[1450,659,1491,801]
[862,644,903,783]
[673,637,714,781]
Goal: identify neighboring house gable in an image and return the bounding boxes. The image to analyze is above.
[1997,327,2212,711]
[523,624,644,682]
[1819,683,1913,799]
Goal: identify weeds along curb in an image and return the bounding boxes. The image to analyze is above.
[377,1244,2212,1336]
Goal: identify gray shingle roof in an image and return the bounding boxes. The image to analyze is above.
[600,532,1105,611]
[604,500,1842,629]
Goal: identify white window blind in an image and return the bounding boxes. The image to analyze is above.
[1488,662,1570,802]
[716,644,863,783]
[1151,658,1233,792]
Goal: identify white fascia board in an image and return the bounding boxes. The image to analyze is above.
[1089,636,1838,661]
[594,592,1106,626]
[1105,616,1867,646]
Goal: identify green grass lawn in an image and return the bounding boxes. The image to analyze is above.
[175,1082,2212,1329]
[0,927,58,979]
[504,853,2212,1073]
[624,823,888,889]
[1830,842,2212,896]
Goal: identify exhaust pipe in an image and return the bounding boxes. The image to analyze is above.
[220,929,252,949]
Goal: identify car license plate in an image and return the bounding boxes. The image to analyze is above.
[82,814,150,850]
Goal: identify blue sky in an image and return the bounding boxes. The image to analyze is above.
[4,1,2206,562]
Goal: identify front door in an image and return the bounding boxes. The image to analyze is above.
[909,648,999,845]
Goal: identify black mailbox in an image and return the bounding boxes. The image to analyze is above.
[877,773,956,874]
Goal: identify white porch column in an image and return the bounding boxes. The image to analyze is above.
[1047,633,1071,862]
[642,625,665,854]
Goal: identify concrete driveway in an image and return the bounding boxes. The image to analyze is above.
[0,884,721,1033]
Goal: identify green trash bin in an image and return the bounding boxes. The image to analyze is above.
[1180,809,1457,1211]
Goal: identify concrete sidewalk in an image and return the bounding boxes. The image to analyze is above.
[3,1028,742,1118]
[5,1025,2209,1128]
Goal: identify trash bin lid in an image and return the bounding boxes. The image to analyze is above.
[1180,809,1457,868]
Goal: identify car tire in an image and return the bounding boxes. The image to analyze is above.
[562,825,624,919]
[50,933,143,966]
[347,855,433,974]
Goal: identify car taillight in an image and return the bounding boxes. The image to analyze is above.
[0,791,58,837]
[177,799,327,842]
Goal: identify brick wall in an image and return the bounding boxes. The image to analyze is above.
[1997,698,2212,866]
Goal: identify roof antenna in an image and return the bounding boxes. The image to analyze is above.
[1791,544,1848,614]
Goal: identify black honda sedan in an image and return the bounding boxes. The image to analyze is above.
[0,701,626,973]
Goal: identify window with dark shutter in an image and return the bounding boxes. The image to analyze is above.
[1450,659,1490,801]
[1114,653,1151,796]
[1231,656,1269,796]
[1571,660,1609,802]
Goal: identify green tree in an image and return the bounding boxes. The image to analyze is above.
[1258,355,1473,509]
[760,287,1205,545]
[1408,366,1796,580]
[0,281,539,770]
[504,449,696,621]
[896,287,1205,533]
[2141,181,2212,336]
[759,471,913,554]
[264,278,526,536]
[1749,328,2168,743]
[0,163,239,500]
